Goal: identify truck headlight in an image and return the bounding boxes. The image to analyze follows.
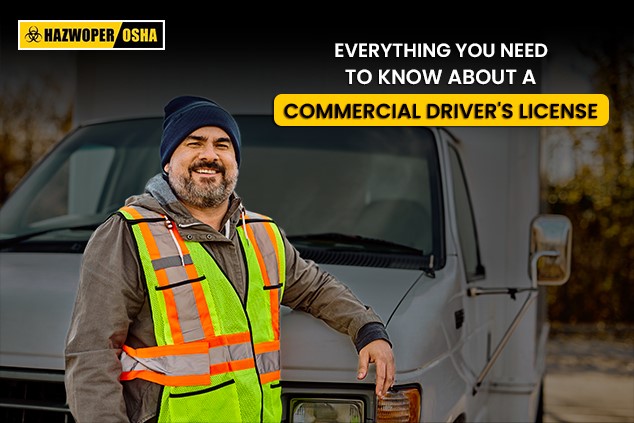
[289,398,364,422]
[376,386,421,422]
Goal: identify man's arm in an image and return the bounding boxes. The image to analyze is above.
[64,215,144,422]
[281,237,386,338]
[280,236,395,396]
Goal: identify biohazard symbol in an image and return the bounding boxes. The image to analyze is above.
[25,26,42,43]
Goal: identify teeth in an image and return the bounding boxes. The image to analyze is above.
[195,169,217,174]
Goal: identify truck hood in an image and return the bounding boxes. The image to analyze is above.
[0,252,82,371]
[0,253,422,377]
[280,264,422,383]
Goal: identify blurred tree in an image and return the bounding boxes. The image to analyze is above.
[0,76,73,205]
[543,35,634,323]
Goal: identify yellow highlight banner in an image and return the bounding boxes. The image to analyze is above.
[18,20,164,50]
[274,94,609,126]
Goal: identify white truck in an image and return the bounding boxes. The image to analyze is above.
[0,107,571,422]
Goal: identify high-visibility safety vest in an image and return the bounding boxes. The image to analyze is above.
[117,205,286,423]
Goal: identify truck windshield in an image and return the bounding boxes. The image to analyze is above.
[1,116,442,267]
[0,118,163,246]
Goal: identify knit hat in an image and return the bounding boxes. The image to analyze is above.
[160,95,241,167]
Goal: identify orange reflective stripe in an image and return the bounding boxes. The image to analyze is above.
[120,206,145,221]
[245,223,271,287]
[259,370,281,385]
[191,279,215,340]
[152,267,183,344]
[208,331,252,348]
[139,223,161,260]
[270,297,280,340]
[161,274,184,343]
[120,369,210,386]
[169,228,216,340]
[243,219,282,339]
[121,341,259,384]
[120,338,210,387]
[122,341,208,358]
[262,222,282,276]
[210,357,255,375]
[154,268,170,287]
[122,206,184,344]
[246,220,282,340]
[254,340,280,355]
[262,222,281,340]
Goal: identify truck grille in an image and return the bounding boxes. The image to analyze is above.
[1,375,74,423]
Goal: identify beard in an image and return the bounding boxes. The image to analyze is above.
[168,160,238,209]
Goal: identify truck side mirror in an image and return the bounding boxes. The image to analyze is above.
[529,214,572,286]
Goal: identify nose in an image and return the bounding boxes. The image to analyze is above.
[199,143,220,162]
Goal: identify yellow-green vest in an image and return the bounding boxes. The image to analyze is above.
[117,205,286,423]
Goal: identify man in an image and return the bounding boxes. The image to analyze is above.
[64,95,395,423]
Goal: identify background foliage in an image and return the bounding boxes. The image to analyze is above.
[543,36,634,323]
[0,75,73,204]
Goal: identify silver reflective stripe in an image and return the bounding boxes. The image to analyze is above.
[208,342,253,365]
[152,226,182,258]
[255,350,281,375]
[152,254,193,271]
[246,217,280,290]
[129,207,206,343]
[120,349,209,376]
[162,264,205,342]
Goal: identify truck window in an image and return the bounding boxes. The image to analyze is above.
[447,142,485,281]
[237,123,443,269]
[0,118,163,244]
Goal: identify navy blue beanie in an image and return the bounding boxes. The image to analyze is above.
[160,96,241,168]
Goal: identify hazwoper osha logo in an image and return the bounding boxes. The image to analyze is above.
[18,20,165,50]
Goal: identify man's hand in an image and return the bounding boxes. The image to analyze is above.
[356,339,395,398]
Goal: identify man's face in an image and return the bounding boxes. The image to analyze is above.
[164,126,239,209]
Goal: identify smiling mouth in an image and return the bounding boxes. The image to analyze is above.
[194,168,220,175]
[190,161,224,176]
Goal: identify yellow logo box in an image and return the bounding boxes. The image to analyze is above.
[18,20,165,50]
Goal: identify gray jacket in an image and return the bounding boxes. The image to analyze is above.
[64,174,390,423]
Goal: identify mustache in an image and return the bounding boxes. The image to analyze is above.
[189,160,225,173]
